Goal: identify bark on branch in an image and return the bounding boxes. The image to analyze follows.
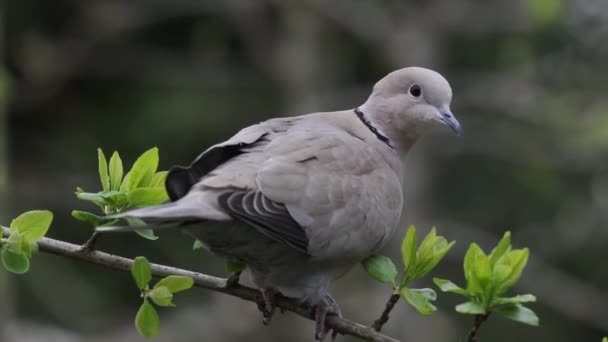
[1,228,399,342]
[372,292,401,332]
[466,313,490,342]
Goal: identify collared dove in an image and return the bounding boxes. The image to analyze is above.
[99,67,461,340]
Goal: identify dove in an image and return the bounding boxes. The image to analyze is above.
[98,67,461,340]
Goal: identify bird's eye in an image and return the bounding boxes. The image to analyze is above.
[409,84,422,98]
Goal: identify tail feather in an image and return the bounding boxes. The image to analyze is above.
[96,201,208,234]
[106,202,205,221]
[96,221,184,233]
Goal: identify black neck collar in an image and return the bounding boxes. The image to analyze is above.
[354,108,393,148]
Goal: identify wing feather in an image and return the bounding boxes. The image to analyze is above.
[218,191,309,254]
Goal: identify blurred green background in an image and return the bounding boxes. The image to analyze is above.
[1,0,608,341]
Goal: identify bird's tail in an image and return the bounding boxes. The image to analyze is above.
[95,201,206,234]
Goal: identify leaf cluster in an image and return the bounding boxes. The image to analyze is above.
[0,211,53,274]
[131,256,194,338]
[434,232,539,326]
[72,147,168,240]
[362,226,455,315]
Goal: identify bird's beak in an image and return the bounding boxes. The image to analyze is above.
[439,107,462,136]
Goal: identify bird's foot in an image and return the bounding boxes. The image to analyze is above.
[257,287,280,326]
[314,295,342,342]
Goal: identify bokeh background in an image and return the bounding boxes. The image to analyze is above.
[2,0,608,341]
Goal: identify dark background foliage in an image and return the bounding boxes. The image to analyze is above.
[1,0,607,341]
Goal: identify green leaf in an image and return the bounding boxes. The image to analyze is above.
[192,239,203,251]
[72,210,102,226]
[464,243,491,297]
[30,241,39,254]
[125,216,146,227]
[148,286,174,307]
[125,217,159,241]
[10,210,53,243]
[602,337,607,342]
[493,294,536,305]
[494,304,539,326]
[433,278,469,296]
[128,187,169,207]
[493,248,529,296]
[20,240,33,257]
[132,256,152,290]
[362,254,398,285]
[76,192,107,207]
[109,151,124,191]
[121,173,133,193]
[154,275,194,293]
[5,231,23,252]
[5,232,33,260]
[120,147,159,192]
[471,251,492,295]
[401,225,417,278]
[399,287,437,315]
[148,171,168,188]
[226,260,247,274]
[492,264,512,287]
[489,231,511,266]
[435,239,456,262]
[464,243,481,282]
[4,231,27,259]
[98,148,110,192]
[135,300,160,339]
[411,288,437,301]
[455,301,486,315]
[100,191,128,208]
[416,228,437,263]
[135,229,159,241]
[2,248,30,274]
[415,237,455,278]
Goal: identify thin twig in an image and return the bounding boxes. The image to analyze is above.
[372,292,400,331]
[79,231,101,252]
[1,228,399,342]
[466,313,490,342]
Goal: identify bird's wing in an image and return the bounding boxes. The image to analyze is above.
[254,120,403,258]
[166,117,299,200]
[169,114,402,258]
[217,190,309,253]
[102,116,306,231]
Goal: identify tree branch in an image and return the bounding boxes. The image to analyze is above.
[1,228,399,342]
[466,313,489,342]
[372,292,400,332]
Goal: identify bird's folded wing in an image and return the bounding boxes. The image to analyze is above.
[189,118,402,258]
[255,124,403,258]
[218,190,309,254]
[166,117,298,200]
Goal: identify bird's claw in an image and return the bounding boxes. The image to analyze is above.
[258,288,280,326]
[314,296,342,341]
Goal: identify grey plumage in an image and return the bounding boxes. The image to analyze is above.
[218,190,309,253]
[97,67,461,340]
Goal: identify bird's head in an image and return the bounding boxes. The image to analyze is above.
[361,67,461,147]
